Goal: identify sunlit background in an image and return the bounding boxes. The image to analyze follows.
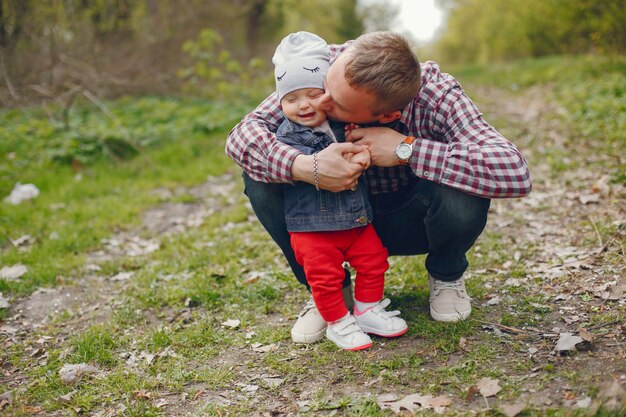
[0,0,623,106]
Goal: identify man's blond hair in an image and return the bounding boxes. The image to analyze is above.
[343,32,421,115]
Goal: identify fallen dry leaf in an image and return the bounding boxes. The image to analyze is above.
[193,389,206,400]
[459,337,468,350]
[578,194,600,204]
[59,363,99,385]
[576,397,592,408]
[23,405,43,414]
[242,271,266,284]
[262,376,285,388]
[11,234,34,247]
[427,395,452,412]
[134,390,152,400]
[554,332,584,353]
[376,393,398,402]
[57,391,76,403]
[0,264,28,281]
[377,393,451,414]
[221,319,241,328]
[476,377,502,397]
[485,296,502,306]
[466,384,480,400]
[236,383,259,394]
[154,399,168,408]
[111,271,134,281]
[0,391,12,410]
[4,183,40,205]
[0,293,9,309]
[499,402,526,417]
[577,327,594,343]
[251,343,278,353]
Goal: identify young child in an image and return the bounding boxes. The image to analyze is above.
[272,32,408,350]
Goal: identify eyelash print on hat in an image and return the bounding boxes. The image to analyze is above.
[277,71,286,81]
[303,66,320,73]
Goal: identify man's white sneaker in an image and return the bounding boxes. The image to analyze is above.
[354,298,408,337]
[291,297,326,343]
[428,275,471,322]
[326,314,372,351]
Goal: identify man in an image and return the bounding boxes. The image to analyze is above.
[226,31,531,343]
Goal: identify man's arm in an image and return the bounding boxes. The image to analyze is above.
[418,87,532,198]
[226,92,366,191]
[347,87,532,198]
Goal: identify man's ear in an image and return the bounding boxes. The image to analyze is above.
[376,111,402,124]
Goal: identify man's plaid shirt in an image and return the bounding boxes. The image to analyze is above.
[226,42,532,199]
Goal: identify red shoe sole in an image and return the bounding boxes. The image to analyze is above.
[367,327,408,338]
[346,342,373,351]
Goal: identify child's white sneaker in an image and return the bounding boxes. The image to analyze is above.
[354,298,408,337]
[326,314,372,351]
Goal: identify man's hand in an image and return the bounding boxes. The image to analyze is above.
[345,127,407,167]
[292,143,367,192]
[346,147,370,169]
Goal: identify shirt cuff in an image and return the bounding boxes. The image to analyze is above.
[410,138,448,182]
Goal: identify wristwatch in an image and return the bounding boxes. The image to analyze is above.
[395,136,415,165]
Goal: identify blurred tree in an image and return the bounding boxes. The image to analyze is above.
[434,0,626,64]
[0,0,28,99]
[359,0,398,33]
[337,0,364,41]
[0,0,371,106]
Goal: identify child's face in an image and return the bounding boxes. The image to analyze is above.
[281,88,327,127]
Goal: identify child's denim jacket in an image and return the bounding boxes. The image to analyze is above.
[276,118,373,233]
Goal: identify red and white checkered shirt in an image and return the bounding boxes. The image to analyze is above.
[226,42,532,198]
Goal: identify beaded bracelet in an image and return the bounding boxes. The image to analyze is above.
[313,152,320,191]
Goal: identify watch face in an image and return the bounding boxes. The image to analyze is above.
[396,143,412,160]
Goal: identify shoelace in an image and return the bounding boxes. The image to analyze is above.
[432,279,468,298]
[298,297,317,317]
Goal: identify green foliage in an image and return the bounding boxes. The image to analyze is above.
[435,0,626,64]
[1,63,625,413]
[71,325,118,366]
[0,97,248,183]
[178,28,273,102]
[452,55,626,183]
[0,97,235,297]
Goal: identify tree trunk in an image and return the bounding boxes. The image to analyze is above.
[246,0,266,58]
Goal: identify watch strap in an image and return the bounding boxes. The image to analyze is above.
[398,136,416,165]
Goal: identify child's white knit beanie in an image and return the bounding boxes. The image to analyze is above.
[272,31,329,101]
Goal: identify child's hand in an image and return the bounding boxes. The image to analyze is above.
[346,147,371,169]
[344,123,361,138]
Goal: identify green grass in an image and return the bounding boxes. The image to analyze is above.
[0,98,238,295]
[453,54,626,184]
[1,57,625,416]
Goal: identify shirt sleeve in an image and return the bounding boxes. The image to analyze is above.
[410,87,532,198]
[226,92,301,183]
[225,42,350,184]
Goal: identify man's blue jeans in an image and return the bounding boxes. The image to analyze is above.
[243,173,490,289]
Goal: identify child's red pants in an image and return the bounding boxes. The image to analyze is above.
[290,224,389,322]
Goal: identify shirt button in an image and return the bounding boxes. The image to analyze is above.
[356,216,368,225]
[424,171,431,177]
